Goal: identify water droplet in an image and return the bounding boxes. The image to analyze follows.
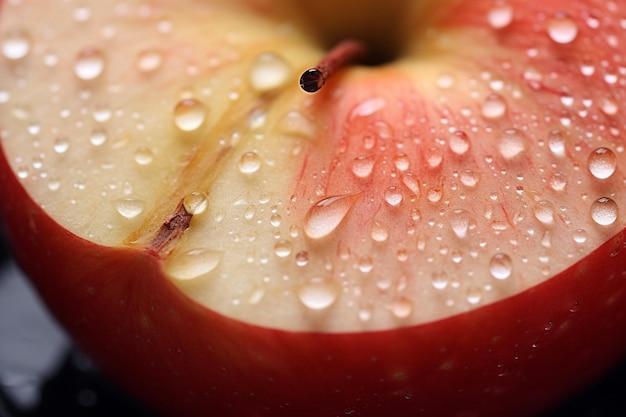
[351,155,375,178]
[498,128,526,160]
[573,228,587,243]
[449,130,470,155]
[393,153,410,171]
[53,137,70,154]
[590,197,618,226]
[460,170,480,187]
[547,13,578,44]
[489,253,513,280]
[401,172,421,195]
[450,209,471,239]
[466,286,483,304]
[113,197,146,219]
[487,3,514,29]
[304,193,359,239]
[533,200,555,225]
[549,172,567,191]
[2,27,31,60]
[238,151,262,174]
[248,52,291,93]
[601,95,619,116]
[166,248,222,280]
[425,147,443,169]
[482,93,507,119]
[74,47,105,80]
[134,146,154,165]
[137,49,163,73]
[183,191,208,215]
[274,240,293,258]
[436,73,455,89]
[173,98,206,132]
[92,103,112,122]
[295,250,309,266]
[384,186,403,206]
[296,277,341,310]
[588,147,617,179]
[89,126,108,146]
[547,129,566,157]
[370,221,389,242]
[432,271,449,289]
[358,256,374,273]
[391,297,413,319]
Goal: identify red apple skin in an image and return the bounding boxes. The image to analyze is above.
[2,145,626,417]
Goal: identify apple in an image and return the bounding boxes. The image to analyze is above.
[1,0,626,416]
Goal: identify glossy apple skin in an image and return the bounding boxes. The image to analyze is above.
[1,146,626,417]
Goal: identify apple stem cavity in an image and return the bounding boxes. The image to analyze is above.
[147,200,193,254]
[299,39,368,93]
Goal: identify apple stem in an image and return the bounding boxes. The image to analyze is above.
[299,39,368,93]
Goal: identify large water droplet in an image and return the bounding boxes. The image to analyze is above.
[590,197,618,226]
[238,151,262,174]
[449,130,471,155]
[113,197,146,219]
[304,193,359,239]
[482,93,507,119]
[489,253,513,280]
[166,248,222,280]
[498,128,526,160]
[588,147,617,179]
[173,98,206,132]
[547,13,578,44]
[450,209,472,239]
[296,276,341,310]
[487,3,514,29]
[384,186,403,206]
[2,27,31,60]
[248,52,291,93]
[183,191,208,215]
[74,48,105,80]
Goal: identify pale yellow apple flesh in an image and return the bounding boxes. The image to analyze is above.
[1,0,624,332]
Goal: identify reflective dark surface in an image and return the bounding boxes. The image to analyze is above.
[0,230,625,417]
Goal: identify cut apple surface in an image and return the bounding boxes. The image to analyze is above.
[2,1,626,416]
[1,0,624,332]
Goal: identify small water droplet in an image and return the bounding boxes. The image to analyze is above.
[74,47,105,80]
[137,49,163,73]
[482,93,507,119]
[296,276,341,310]
[425,147,443,169]
[588,147,617,179]
[371,221,389,242]
[113,197,146,219]
[449,130,471,155]
[351,155,375,178]
[533,200,555,225]
[295,250,309,266]
[489,253,513,280]
[89,126,108,146]
[92,103,112,122]
[173,98,206,132]
[487,2,514,29]
[274,240,293,258]
[393,153,410,171]
[573,228,587,243]
[384,186,403,206]
[304,193,359,239]
[2,27,31,60]
[270,213,282,227]
[238,151,262,174]
[358,255,374,273]
[248,52,291,93]
[436,73,455,89]
[401,172,420,195]
[460,170,480,187]
[549,172,567,191]
[432,271,449,289]
[450,209,471,239]
[590,197,618,226]
[547,13,578,44]
[391,297,413,319]
[601,95,619,116]
[183,191,208,215]
[547,129,566,157]
[498,128,526,160]
[466,286,483,305]
[134,146,154,165]
[53,137,70,154]
[166,248,222,280]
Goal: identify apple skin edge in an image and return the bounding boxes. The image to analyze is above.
[1,139,626,417]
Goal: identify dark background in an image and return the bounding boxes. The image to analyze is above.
[1,230,625,417]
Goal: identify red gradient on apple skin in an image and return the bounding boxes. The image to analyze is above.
[2,146,626,417]
[2,0,626,416]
